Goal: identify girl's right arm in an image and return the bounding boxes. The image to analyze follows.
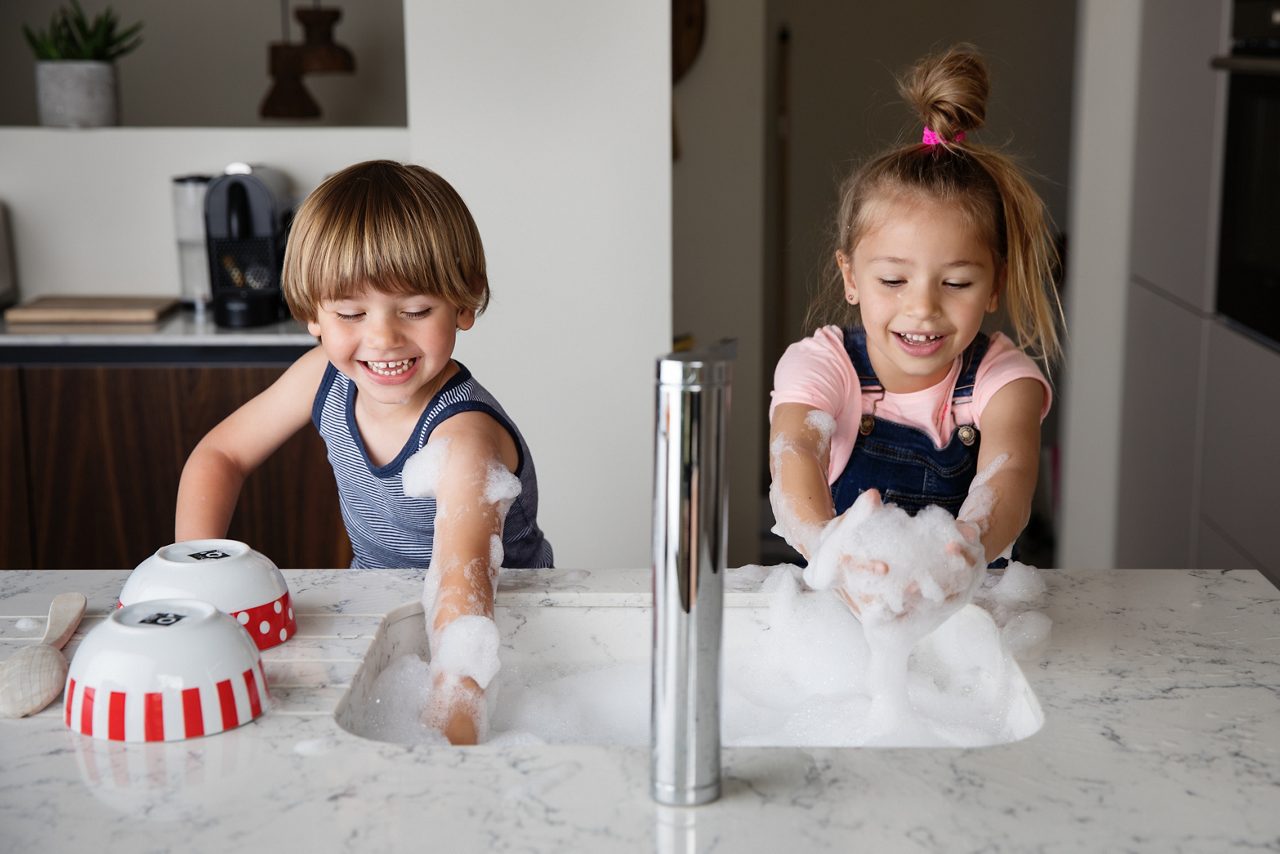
[174,346,328,541]
[768,402,837,560]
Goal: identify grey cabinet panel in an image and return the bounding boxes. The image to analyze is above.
[1197,518,1255,571]
[1200,323,1280,574]
[1115,285,1206,567]
[1129,0,1228,310]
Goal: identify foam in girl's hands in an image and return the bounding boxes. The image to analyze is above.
[803,489,982,620]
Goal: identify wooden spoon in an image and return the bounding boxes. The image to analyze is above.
[0,592,88,718]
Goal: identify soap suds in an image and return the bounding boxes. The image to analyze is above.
[431,615,501,690]
[402,437,450,500]
[349,561,1047,748]
[768,424,833,558]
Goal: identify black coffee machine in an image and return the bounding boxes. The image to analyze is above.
[204,164,293,328]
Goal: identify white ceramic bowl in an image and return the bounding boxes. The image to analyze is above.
[65,599,269,742]
[120,539,295,650]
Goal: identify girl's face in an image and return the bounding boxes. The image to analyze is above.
[307,286,474,410]
[838,196,1001,393]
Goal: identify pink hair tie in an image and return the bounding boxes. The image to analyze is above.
[922,127,965,146]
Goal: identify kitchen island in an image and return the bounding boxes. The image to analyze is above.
[1,567,1277,853]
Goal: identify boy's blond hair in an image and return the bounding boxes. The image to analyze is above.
[808,45,1065,369]
[282,160,489,322]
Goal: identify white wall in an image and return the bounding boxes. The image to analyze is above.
[672,0,767,567]
[0,128,407,298]
[0,1,671,571]
[0,0,405,127]
[403,1,671,569]
[1057,0,1142,568]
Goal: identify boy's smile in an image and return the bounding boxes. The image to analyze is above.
[307,287,475,409]
[838,197,1001,394]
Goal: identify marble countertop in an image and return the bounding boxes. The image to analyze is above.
[1,567,1277,853]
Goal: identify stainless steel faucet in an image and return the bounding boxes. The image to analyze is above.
[650,340,735,806]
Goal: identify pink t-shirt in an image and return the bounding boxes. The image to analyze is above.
[770,327,1052,483]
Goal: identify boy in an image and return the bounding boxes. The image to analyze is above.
[176,161,553,742]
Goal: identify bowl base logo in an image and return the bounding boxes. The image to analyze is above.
[138,612,186,627]
[187,549,231,561]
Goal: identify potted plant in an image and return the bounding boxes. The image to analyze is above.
[23,0,143,128]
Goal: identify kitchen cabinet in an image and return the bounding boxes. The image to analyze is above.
[1199,322,1280,573]
[1198,517,1257,575]
[10,364,350,570]
[1,367,33,567]
[1128,0,1226,311]
[1115,284,1207,567]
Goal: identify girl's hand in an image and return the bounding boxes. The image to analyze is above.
[832,555,890,617]
[822,492,985,622]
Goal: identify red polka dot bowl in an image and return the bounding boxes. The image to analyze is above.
[120,539,296,650]
[65,599,269,742]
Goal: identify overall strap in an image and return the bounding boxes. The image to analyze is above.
[951,332,991,402]
[841,327,883,392]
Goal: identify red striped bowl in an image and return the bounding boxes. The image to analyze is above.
[65,599,269,742]
[121,540,296,650]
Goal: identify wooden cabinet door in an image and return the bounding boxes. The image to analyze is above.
[22,365,350,570]
[1,367,33,568]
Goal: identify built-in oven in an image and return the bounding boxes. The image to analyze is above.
[1212,0,1280,349]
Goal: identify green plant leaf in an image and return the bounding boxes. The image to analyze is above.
[22,1,143,61]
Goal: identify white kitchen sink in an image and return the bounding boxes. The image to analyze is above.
[334,585,1044,748]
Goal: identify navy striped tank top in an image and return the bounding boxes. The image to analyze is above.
[312,361,554,570]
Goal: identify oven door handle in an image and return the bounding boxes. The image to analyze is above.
[1210,55,1280,76]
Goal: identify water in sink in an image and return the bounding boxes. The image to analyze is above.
[334,565,1045,748]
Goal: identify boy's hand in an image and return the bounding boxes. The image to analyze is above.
[422,672,484,745]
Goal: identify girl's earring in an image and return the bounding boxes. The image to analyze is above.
[846,293,857,305]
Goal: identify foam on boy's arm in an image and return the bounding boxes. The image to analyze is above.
[429,614,502,689]
[403,437,451,499]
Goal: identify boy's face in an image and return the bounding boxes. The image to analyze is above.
[307,286,475,409]
[838,197,1000,394]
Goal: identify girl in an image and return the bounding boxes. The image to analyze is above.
[769,45,1064,608]
[175,160,554,743]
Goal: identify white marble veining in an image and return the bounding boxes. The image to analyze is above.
[1,567,1277,853]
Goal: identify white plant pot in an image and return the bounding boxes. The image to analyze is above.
[35,61,118,128]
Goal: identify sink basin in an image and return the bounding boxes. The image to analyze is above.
[335,574,1044,748]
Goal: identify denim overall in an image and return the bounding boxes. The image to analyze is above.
[830,328,1010,567]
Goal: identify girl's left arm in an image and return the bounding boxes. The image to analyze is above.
[419,411,520,745]
[967,377,1045,563]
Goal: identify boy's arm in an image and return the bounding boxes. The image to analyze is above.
[419,410,520,745]
[175,346,328,541]
[768,402,836,560]
[961,377,1045,563]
